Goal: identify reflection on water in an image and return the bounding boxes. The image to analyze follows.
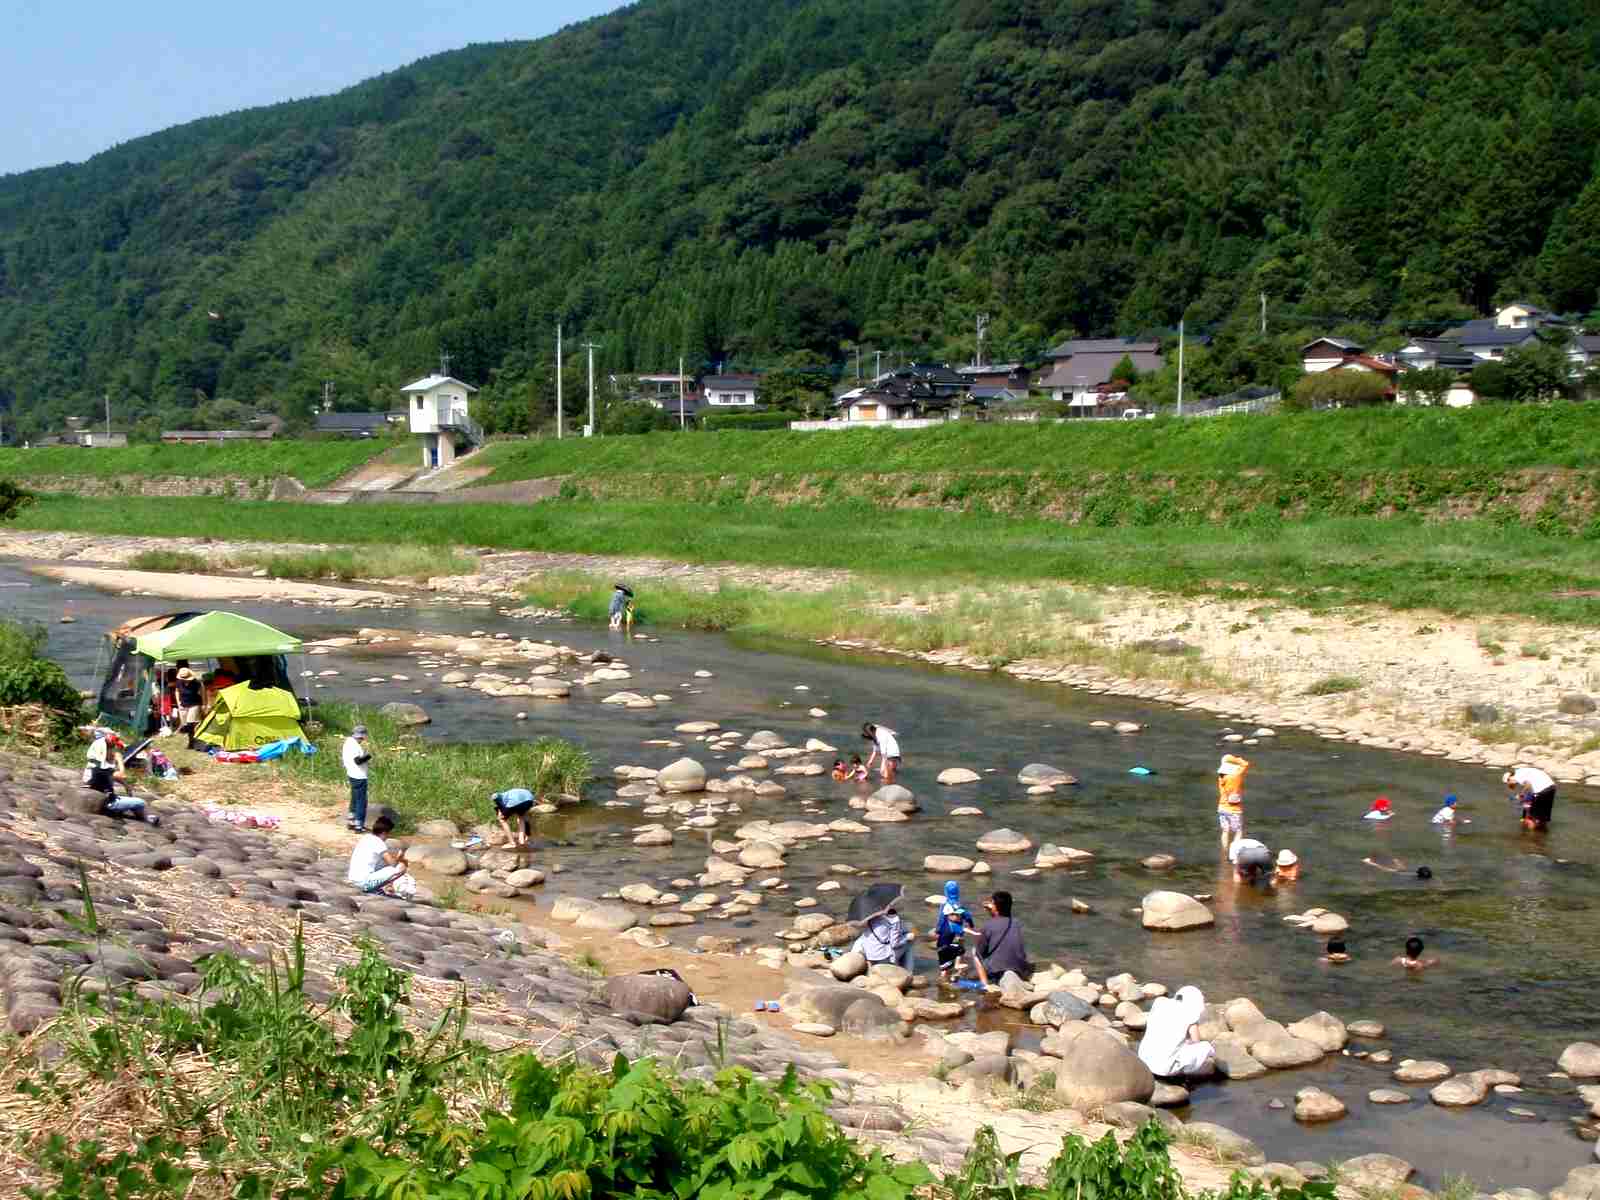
[5,560,1597,1188]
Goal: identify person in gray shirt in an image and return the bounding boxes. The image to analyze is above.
[971,890,1031,989]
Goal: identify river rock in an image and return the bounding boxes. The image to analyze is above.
[1213,1039,1268,1080]
[657,758,707,794]
[1368,1089,1410,1104]
[620,883,662,904]
[1018,764,1075,786]
[1141,854,1176,870]
[1431,1072,1491,1107]
[414,819,460,838]
[1031,991,1095,1026]
[1052,1028,1154,1107]
[379,702,431,726]
[1182,1123,1264,1166]
[1560,1044,1600,1078]
[1550,1166,1600,1200]
[830,950,867,981]
[675,721,720,734]
[1337,1154,1413,1191]
[576,903,638,932]
[1151,1082,1189,1107]
[1140,891,1213,931]
[937,768,981,785]
[464,870,517,897]
[1393,1060,1452,1083]
[403,843,468,875]
[745,731,786,751]
[634,827,674,847]
[738,842,786,870]
[505,868,545,889]
[604,973,691,1023]
[1347,1019,1386,1039]
[1285,1011,1347,1052]
[1253,1034,1324,1069]
[1035,844,1093,868]
[550,896,597,922]
[793,913,834,934]
[867,785,917,813]
[1310,912,1349,935]
[792,1022,835,1037]
[924,855,975,873]
[1294,1087,1346,1122]
[976,829,1033,854]
[1559,694,1598,715]
[869,963,912,991]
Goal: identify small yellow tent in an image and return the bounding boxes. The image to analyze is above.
[192,683,305,750]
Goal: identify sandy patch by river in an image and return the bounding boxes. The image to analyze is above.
[36,564,395,606]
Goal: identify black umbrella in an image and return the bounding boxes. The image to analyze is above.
[847,882,904,923]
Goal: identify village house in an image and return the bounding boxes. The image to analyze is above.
[632,373,704,419]
[314,411,393,438]
[1036,338,1163,413]
[701,373,762,408]
[956,362,1032,392]
[401,371,481,468]
[1299,337,1366,373]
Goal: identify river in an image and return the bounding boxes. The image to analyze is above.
[5,559,1597,1188]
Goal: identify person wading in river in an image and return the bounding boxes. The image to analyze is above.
[1505,765,1556,831]
[861,722,902,785]
[1216,754,1249,851]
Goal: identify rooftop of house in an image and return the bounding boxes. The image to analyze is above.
[315,411,389,431]
[1448,322,1539,348]
[702,374,761,388]
[1037,348,1164,387]
[1338,354,1400,375]
[400,374,478,393]
[1045,337,1160,360]
[1300,337,1363,354]
[955,362,1025,375]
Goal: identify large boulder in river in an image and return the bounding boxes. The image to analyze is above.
[1018,763,1076,786]
[380,702,431,726]
[1559,1043,1600,1078]
[976,828,1033,854]
[657,758,708,794]
[738,841,786,869]
[937,768,981,785]
[1052,1028,1155,1108]
[604,973,691,1023]
[1286,1012,1348,1052]
[867,784,918,813]
[402,843,468,875]
[1140,891,1214,931]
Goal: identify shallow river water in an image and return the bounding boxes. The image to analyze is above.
[6,560,1598,1188]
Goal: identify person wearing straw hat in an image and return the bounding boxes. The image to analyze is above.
[1273,848,1300,882]
[1215,753,1249,850]
[175,665,203,738]
[343,724,374,832]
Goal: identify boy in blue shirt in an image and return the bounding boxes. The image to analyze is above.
[933,881,976,979]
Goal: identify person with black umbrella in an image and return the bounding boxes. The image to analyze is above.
[848,882,915,972]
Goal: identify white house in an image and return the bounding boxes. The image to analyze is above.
[401,373,480,468]
[1299,337,1364,373]
[702,374,761,407]
[1495,300,1549,329]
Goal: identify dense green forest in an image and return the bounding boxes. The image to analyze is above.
[3,0,1599,441]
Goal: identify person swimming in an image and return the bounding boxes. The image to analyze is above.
[1364,796,1394,821]
[1321,937,1350,964]
[1393,935,1439,971]
[830,759,849,781]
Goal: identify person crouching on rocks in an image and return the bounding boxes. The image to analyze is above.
[852,905,914,973]
[932,881,976,979]
[1138,985,1216,1078]
[970,890,1031,992]
[85,728,158,826]
[492,787,536,847]
[347,814,408,895]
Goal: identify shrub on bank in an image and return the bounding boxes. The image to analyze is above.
[0,618,85,746]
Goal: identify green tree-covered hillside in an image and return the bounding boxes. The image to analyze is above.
[2,0,1598,440]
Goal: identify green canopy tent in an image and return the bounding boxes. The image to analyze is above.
[95,611,304,732]
[192,681,306,750]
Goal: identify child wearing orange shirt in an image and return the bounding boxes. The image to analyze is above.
[1216,754,1250,850]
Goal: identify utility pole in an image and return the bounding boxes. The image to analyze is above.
[104,392,111,440]
[439,350,452,376]
[678,355,686,431]
[555,324,563,439]
[581,340,600,436]
[874,349,882,380]
[1260,293,1267,337]
[1177,318,1185,417]
[854,345,861,382]
[975,313,990,368]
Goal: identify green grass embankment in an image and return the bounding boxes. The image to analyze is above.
[0,438,395,489]
[474,405,1600,480]
[14,492,1600,624]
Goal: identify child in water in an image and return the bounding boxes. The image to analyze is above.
[1273,849,1300,882]
[848,754,868,782]
[933,881,976,979]
[1320,938,1350,964]
[830,759,849,781]
[1364,796,1394,821]
[1392,936,1439,971]
[1431,794,1461,824]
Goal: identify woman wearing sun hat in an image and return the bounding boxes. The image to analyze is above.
[1273,848,1299,882]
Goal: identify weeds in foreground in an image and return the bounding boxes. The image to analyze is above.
[1304,675,1363,696]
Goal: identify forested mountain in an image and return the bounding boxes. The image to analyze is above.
[3,0,1599,439]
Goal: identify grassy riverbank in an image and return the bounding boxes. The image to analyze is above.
[0,438,399,489]
[127,545,479,582]
[277,702,590,830]
[14,492,1600,624]
[471,405,1600,481]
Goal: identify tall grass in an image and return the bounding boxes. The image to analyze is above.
[15,492,1600,624]
[287,701,590,829]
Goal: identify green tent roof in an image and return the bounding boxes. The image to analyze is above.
[132,611,301,660]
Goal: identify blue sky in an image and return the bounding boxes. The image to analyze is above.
[2,0,627,176]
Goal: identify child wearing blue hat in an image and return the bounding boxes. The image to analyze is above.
[933,881,976,979]
[1431,794,1459,824]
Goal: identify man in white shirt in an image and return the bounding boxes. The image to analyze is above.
[1227,836,1273,882]
[861,722,902,784]
[347,814,407,894]
[343,724,373,832]
[1505,765,1556,831]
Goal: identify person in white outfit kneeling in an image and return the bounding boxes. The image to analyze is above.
[1137,985,1216,1078]
[347,814,408,895]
